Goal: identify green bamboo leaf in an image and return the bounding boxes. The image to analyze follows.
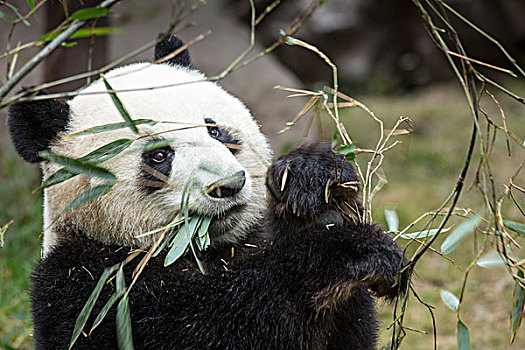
[331,130,339,149]
[0,11,14,22]
[197,217,212,251]
[400,227,450,240]
[41,168,75,189]
[69,264,119,349]
[102,76,139,134]
[41,139,132,189]
[80,139,134,164]
[504,221,525,237]
[142,139,172,152]
[62,184,113,214]
[38,28,64,42]
[165,216,201,266]
[441,214,481,255]
[151,218,187,257]
[70,7,109,20]
[39,27,121,42]
[510,270,525,344]
[115,264,133,350]
[89,290,123,334]
[27,0,35,10]
[440,289,459,312]
[40,151,117,182]
[336,143,356,163]
[476,251,509,268]
[65,119,156,139]
[61,42,78,48]
[153,228,177,258]
[384,209,399,232]
[70,27,122,39]
[7,5,30,25]
[457,319,471,350]
[116,295,133,350]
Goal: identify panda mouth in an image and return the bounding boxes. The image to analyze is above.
[210,203,246,219]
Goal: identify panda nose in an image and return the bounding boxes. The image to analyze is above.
[206,170,246,198]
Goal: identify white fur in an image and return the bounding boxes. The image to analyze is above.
[42,63,272,254]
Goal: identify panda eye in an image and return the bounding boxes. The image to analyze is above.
[208,127,220,138]
[151,150,168,163]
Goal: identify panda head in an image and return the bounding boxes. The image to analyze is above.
[8,35,272,254]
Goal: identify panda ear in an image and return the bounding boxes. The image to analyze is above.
[154,34,193,68]
[8,88,71,163]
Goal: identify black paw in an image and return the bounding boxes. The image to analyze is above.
[266,143,360,218]
[364,258,410,300]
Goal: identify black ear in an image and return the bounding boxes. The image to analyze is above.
[154,34,192,68]
[8,88,71,163]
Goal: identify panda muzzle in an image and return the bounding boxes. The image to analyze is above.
[206,170,246,198]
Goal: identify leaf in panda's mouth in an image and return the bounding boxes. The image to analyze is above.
[162,215,212,273]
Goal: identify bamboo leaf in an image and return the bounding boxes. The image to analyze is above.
[115,264,133,350]
[441,214,481,255]
[40,151,117,182]
[41,168,76,189]
[62,42,78,48]
[510,270,525,344]
[504,221,525,237]
[165,216,201,266]
[70,7,109,20]
[80,138,134,164]
[0,11,14,22]
[41,139,132,189]
[89,290,123,334]
[70,27,122,39]
[65,119,156,139]
[384,209,399,232]
[400,227,450,240]
[197,217,212,251]
[27,0,35,10]
[102,76,139,134]
[151,218,186,257]
[331,130,339,149]
[440,289,459,312]
[39,27,121,42]
[69,264,119,349]
[476,251,508,268]
[457,319,471,350]
[336,143,356,163]
[142,139,172,152]
[62,184,113,214]
[7,5,30,25]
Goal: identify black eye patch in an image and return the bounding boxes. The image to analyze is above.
[204,118,241,155]
[140,144,174,193]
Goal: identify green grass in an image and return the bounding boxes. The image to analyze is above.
[0,130,42,350]
[0,83,524,349]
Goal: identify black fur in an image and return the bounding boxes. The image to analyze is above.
[154,34,192,68]
[204,117,241,155]
[30,143,408,349]
[8,88,70,163]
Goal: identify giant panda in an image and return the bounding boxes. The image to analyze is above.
[8,35,409,349]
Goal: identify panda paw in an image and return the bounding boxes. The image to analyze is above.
[360,247,411,300]
[266,143,360,218]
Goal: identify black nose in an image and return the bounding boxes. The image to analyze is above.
[207,170,246,198]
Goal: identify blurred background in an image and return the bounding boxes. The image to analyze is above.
[1,0,524,349]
